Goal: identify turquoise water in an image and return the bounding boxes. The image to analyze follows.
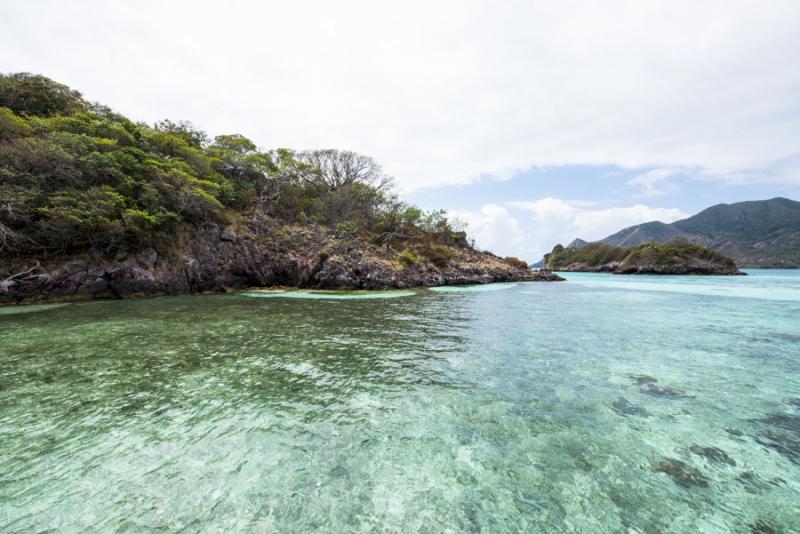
[1,271,799,532]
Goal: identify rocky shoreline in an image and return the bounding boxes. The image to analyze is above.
[553,262,744,275]
[0,218,563,305]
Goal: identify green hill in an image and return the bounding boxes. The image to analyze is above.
[599,198,800,268]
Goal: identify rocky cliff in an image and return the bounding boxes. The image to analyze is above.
[0,215,562,305]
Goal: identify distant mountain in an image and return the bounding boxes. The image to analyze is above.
[599,198,800,268]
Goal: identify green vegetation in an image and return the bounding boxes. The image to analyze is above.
[395,249,418,266]
[0,73,466,257]
[620,239,736,269]
[546,242,628,268]
[546,238,737,270]
[416,244,454,268]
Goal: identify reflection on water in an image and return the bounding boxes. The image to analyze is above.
[1,273,799,531]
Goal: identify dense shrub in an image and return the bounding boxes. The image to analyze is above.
[0,72,475,257]
[395,249,418,266]
[622,239,736,268]
[417,244,453,267]
[546,242,627,268]
[0,73,86,117]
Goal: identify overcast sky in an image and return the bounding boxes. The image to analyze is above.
[3,0,799,260]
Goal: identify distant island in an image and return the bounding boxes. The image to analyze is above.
[532,197,800,269]
[591,198,799,268]
[0,73,561,305]
[544,239,744,275]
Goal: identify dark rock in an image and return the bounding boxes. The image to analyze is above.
[628,374,658,385]
[135,248,158,269]
[736,470,769,494]
[688,445,736,466]
[725,428,746,441]
[750,411,800,464]
[641,384,694,400]
[611,397,649,417]
[756,413,800,435]
[652,458,709,488]
[749,518,780,534]
[784,398,800,408]
[754,431,800,464]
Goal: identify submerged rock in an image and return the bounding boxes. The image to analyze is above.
[628,374,658,385]
[611,397,650,417]
[735,470,779,494]
[652,458,709,488]
[784,398,800,409]
[755,431,800,465]
[725,428,747,442]
[749,518,780,534]
[758,412,800,433]
[688,445,736,466]
[640,384,694,400]
[752,412,800,464]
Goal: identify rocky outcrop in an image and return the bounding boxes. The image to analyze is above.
[548,260,743,275]
[614,260,743,275]
[0,216,563,305]
[544,240,744,275]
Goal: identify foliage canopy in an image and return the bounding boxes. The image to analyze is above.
[0,72,467,256]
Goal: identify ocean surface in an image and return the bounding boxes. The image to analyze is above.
[1,271,799,532]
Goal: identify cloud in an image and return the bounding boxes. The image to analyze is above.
[454,198,690,260]
[1,1,799,192]
[626,168,681,197]
[447,204,525,255]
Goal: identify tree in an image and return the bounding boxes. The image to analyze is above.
[0,73,480,257]
[153,119,208,148]
[211,134,257,154]
[0,107,33,141]
[0,73,86,117]
[297,149,392,192]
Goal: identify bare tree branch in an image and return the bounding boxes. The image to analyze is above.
[297,149,392,192]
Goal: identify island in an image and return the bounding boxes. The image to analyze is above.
[543,239,744,275]
[0,73,562,305]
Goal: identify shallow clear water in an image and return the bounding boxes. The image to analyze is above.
[1,271,799,532]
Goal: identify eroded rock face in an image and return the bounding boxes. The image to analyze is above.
[0,217,564,304]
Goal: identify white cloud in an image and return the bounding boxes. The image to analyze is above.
[454,198,690,261]
[447,204,525,256]
[626,168,681,197]
[1,1,799,192]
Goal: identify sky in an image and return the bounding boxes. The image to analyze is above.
[2,0,799,260]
